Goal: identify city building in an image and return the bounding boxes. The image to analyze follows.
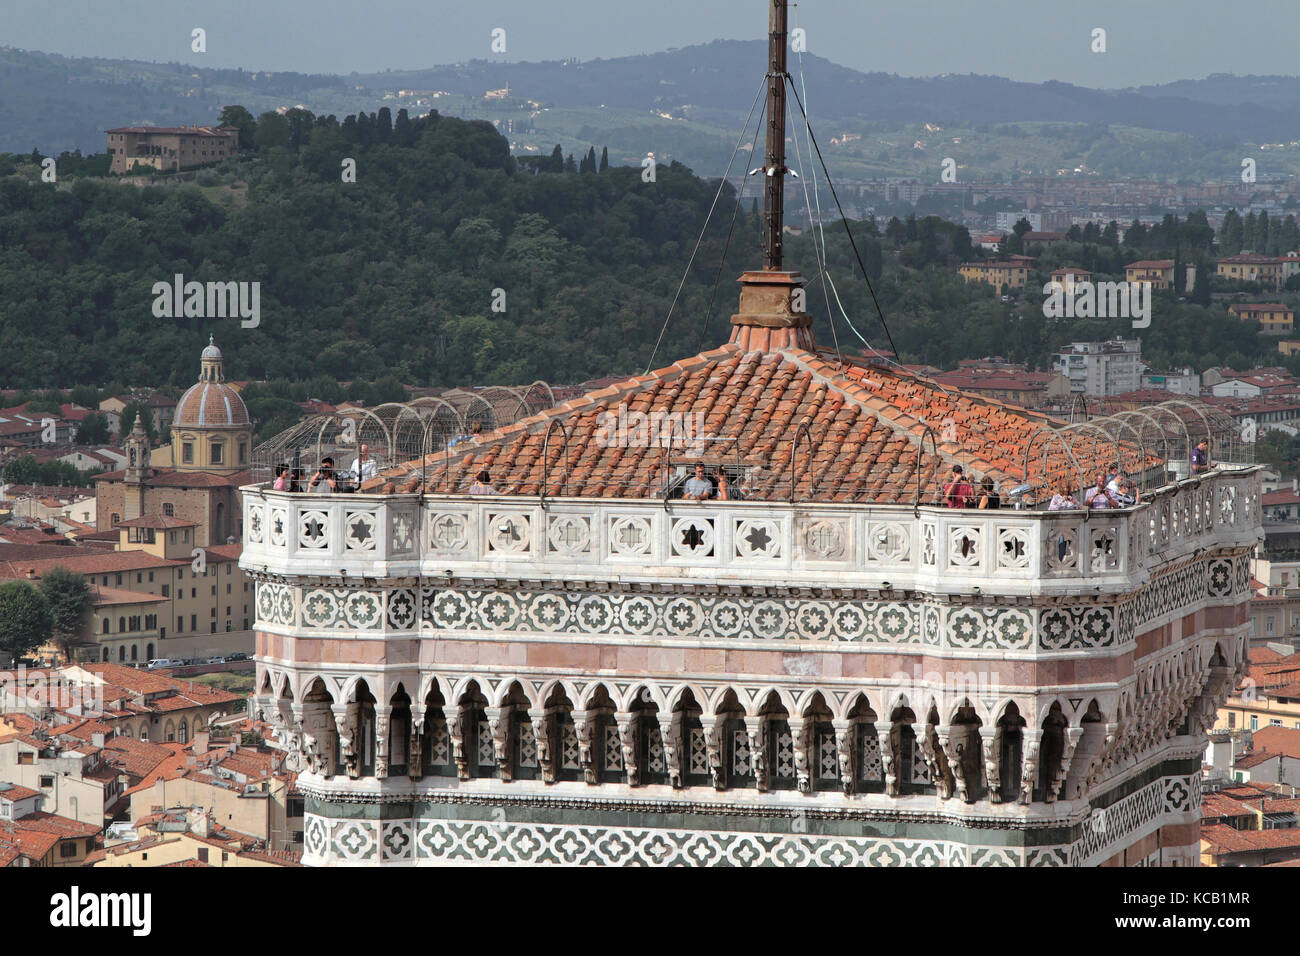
[93,808,300,867]
[1140,367,1201,395]
[1046,267,1091,296]
[105,126,239,175]
[957,255,1036,291]
[1216,648,1300,732]
[1052,338,1143,396]
[94,338,252,547]
[124,731,303,852]
[995,211,1041,233]
[0,524,251,662]
[929,363,1069,407]
[1215,254,1300,291]
[1228,303,1295,335]
[1124,260,1176,291]
[1022,231,1068,248]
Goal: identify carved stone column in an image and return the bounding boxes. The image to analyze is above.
[1019,729,1042,805]
[915,721,944,791]
[486,705,511,782]
[832,719,855,795]
[1085,721,1120,790]
[737,716,764,792]
[980,727,1001,803]
[1050,727,1084,802]
[444,704,469,780]
[373,704,392,779]
[407,704,425,779]
[574,714,597,784]
[616,712,639,786]
[530,709,555,784]
[936,728,961,801]
[331,703,358,779]
[877,726,898,796]
[706,715,726,790]
[663,710,683,789]
[790,717,810,794]
[287,702,306,773]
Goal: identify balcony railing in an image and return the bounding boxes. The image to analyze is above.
[239,468,1261,595]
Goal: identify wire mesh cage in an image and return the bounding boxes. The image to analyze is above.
[250,389,562,491]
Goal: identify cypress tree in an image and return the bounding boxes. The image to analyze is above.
[599,146,608,172]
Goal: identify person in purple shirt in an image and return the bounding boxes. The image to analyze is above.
[1190,438,1212,475]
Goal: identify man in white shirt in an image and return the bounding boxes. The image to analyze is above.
[350,443,379,483]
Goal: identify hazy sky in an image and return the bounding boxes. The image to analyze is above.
[4,0,1295,88]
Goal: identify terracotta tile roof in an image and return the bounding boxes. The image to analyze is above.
[115,515,198,530]
[0,784,41,803]
[101,738,181,778]
[1244,726,1300,760]
[391,346,1133,501]
[93,468,253,488]
[1201,823,1300,853]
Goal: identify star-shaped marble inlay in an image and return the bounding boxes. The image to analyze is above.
[744,525,772,552]
[303,517,324,542]
[680,523,706,550]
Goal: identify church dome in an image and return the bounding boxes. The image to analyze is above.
[174,336,250,429]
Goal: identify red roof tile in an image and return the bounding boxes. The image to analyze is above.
[394,346,1134,501]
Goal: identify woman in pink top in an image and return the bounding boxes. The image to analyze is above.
[272,464,289,490]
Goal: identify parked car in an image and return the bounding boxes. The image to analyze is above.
[146,659,183,670]
[226,652,250,662]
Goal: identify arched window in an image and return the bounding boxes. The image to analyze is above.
[388,688,411,777]
[178,719,188,744]
[102,619,110,634]
[102,648,109,662]
[146,643,154,660]
[1036,703,1068,802]
[420,682,454,779]
[130,645,138,661]
[118,646,126,662]
[118,617,126,633]
[998,703,1026,802]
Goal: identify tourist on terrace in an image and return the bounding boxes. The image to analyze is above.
[350,443,379,483]
[975,476,1001,509]
[943,465,973,508]
[683,463,714,500]
[1106,466,1122,495]
[1047,483,1079,511]
[714,468,730,501]
[468,470,496,495]
[1191,438,1213,475]
[1084,473,1121,509]
[309,457,338,492]
[272,464,289,491]
[1115,476,1140,506]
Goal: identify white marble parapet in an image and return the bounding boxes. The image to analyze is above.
[240,469,1261,597]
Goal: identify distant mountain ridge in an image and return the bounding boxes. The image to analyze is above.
[3,40,1300,156]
